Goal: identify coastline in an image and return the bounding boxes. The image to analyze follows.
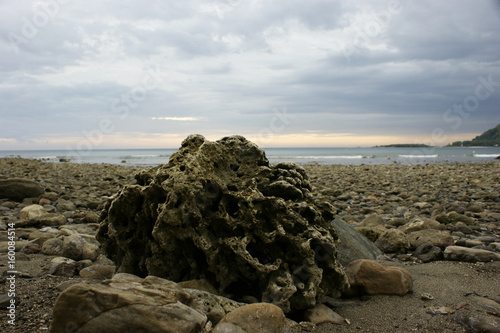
[0,158,499,332]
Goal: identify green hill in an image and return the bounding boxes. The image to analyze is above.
[449,124,500,147]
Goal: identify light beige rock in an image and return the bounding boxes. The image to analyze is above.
[213,303,286,333]
[398,217,443,233]
[50,275,207,333]
[19,204,46,222]
[79,265,115,280]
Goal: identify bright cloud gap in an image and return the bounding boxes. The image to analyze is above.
[151,117,206,121]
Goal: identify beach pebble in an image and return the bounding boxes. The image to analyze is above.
[303,303,344,325]
[46,257,85,277]
[40,213,66,226]
[374,229,410,254]
[19,204,46,222]
[444,246,500,262]
[455,313,500,333]
[407,229,454,250]
[454,222,473,234]
[436,212,478,226]
[344,259,413,296]
[50,275,208,333]
[398,217,443,233]
[56,199,76,211]
[79,265,115,280]
[413,243,443,263]
[20,242,41,254]
[360,214,385,227]
[41,234,100,261]
[0,178,44,201]
[213,303,286,333]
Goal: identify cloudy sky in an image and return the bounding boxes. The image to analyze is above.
[1,0,499,150]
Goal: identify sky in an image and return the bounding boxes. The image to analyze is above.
[1,0,500,150]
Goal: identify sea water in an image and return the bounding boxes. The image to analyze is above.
[0,147,499,167]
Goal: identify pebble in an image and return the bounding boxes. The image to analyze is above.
[304,303,344,325]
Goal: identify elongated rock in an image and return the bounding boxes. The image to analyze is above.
[0,178,44,201]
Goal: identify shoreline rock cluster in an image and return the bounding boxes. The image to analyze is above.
[306,162,500,265]
[0,146,499,332]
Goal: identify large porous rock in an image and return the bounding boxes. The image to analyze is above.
[50,274,208,333]
[97,135,349,313]
[0,178,44,201]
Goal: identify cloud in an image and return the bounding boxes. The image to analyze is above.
[0,0,499,149]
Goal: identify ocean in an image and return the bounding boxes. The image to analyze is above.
[1,146,499,167]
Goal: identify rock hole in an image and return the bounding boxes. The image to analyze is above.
[223,195,239,218]
[229,164,240,172]
[227,185,238,192]
[180,165,186,172]
[174,198,182,208]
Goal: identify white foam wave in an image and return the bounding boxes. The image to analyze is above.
[271,155,367,159]
[399,154,438,158]
[473,154,500,158]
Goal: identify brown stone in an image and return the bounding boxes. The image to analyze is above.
[213,303,286,333]
[344,259,413,296]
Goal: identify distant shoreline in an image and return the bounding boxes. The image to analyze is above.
[374,144,432,148]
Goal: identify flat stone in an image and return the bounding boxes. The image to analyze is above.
[407,229,454,250]
[79,265,115,280]
[0,178,44,201]
[331,218,382,266]
[49,275,208,333]
[444,246,500,262]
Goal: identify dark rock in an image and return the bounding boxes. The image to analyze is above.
[412,242,443,262]
[0,178,44,201]
[331,218,382,266]
[97,135,349,313]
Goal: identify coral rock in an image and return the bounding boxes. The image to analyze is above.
[97,135,348,313]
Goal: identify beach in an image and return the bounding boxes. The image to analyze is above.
[0,157,499,332]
